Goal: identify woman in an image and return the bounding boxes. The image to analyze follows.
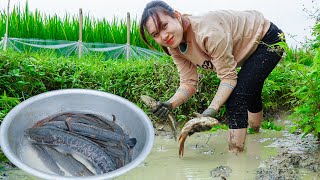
[139,0,284,153]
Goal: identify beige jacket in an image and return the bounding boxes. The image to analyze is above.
[168,10,270,88]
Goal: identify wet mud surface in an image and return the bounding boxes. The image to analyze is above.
[210,165,232,179]
[256,126,320,180]
[0,117,319,180]
[149,119,320,180]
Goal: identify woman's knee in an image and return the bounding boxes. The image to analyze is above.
[226,93,249,129]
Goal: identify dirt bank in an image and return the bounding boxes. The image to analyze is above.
[256,122,320,180]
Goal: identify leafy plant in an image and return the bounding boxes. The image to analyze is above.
[0,91,20,121]
[261,121,282,131]
[247,120,282,134]
[278,17,320,139]
[209,124,228,132]
[247,128,256,134]
[0,49,294,125]
[0,151,9,170]
[287,48,320,138]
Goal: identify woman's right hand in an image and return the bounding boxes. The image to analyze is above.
[152,101,173,119]
[201,108,217,118]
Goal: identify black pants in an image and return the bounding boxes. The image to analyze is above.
[226,22,285,129]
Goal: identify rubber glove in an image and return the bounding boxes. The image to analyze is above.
[152,101,173,119]
[187,108,217,135]
[201,108,217,118]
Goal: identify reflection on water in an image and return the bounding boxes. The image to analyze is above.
[15,138,96,177]
[17,138,56,175]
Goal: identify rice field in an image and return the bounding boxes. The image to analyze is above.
[0,2,161,51]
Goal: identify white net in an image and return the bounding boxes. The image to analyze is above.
[0,37,165,59]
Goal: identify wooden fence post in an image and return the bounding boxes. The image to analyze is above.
[78,8,83,58]
[4,0,10,51]
[126,12,130,60]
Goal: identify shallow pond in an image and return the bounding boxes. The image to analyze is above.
[1,119,319,180]
[116,126,319,180]
[116,129,281,180]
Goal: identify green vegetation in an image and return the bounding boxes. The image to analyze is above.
[247,117,283,134]
[209,124,229,132]
[0,1,319,142]
[0,49,291,124]
[284,21,320,139]
[0,2,161,51]
[0,1,319,175]
[0,91,20,120]
[0,151,10,170]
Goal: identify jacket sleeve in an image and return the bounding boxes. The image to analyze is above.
[168,52,198,107]
[198,30,238,80]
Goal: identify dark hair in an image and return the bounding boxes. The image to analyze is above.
[139,0,176,55]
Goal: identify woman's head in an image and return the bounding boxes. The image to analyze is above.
[140,0,184,55]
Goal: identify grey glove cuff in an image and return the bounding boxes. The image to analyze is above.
[201,108,217,118]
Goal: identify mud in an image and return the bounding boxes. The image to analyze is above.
[210,165,232,179]
[153,119,320,180]
[0,117,319,180]
[256,119,320,180]
[257,151,320,180]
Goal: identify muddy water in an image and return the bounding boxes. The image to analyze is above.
[1,121,319,180]
[115,129,282,180]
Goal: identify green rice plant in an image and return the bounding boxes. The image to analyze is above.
[0,2,161,51]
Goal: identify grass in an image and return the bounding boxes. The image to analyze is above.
[0,2,161,51]
[0,49,294,124]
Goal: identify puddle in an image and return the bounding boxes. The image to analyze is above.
[115,129,283,180]
[1,119,319,180]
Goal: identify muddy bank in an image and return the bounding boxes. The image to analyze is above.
[256,120,320,180]
[257,151,320,180]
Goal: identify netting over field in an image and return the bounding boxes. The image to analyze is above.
[0,37,166,60]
